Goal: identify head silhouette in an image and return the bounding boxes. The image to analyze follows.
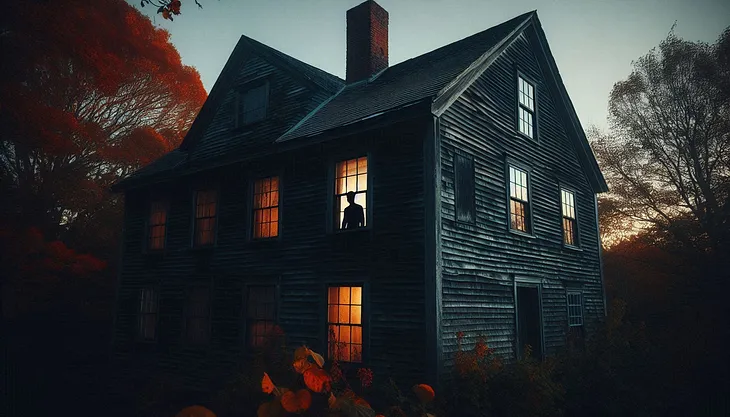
[346,191,356,204]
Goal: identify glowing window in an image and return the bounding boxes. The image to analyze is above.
[138,288,158,341]
[148,201,167,250]
[335,157,367,230]
[327,286,363,363]
[194,190,217,246]
[253,176,279,239]
[561,189,578,246]
[518,76,535,138]
[509,166,530,233]
[246,285,277,348]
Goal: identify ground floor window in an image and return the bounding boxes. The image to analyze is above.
[327,285,363,362]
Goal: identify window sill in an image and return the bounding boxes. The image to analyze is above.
[333,226,371,235]
[249,236,281,245]
[562,244,582,252]
[508,229,536,239]
[516,130,537,142]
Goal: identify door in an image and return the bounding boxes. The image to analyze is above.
[516,285,543,360]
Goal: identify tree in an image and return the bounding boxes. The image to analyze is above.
[591,26,730,252]
[140,0,203,21]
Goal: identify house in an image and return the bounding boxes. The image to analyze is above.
[110,0,608,393]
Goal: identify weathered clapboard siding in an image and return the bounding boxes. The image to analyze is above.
[438,31,604,366]
[112,118,430,392]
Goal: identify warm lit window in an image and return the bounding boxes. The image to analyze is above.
[509,166,531,233]
[185,287,210,344]
[518,76,535,138]
[238,82,269,126]
[335,157,367,230]
[567,292,583,327]
[246,285,277,348]
[194,190,217,246]
[148,201,168,250]
[454,153,475,223]
[253,177,279,239]
[327,286,363,363]
[138,288,158,341]
[561,189,578,246]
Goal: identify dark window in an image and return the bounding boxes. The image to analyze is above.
[509,166,531,233]
[561,189,578,246]
[327,286,363,363]
[518,76,535,138]
[246,285,277,348]
[238,83,269,125]
[194,190,217,246]
[567,292,583,327]
[148,201,168,250]
[138,288,158,341]
[253,177,279,239]
[335,157,368,230]
[454,153,475,223]
[185,287,210,344]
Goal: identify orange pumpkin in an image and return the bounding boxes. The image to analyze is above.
[280,389,312,413]
[174,405,216,417]
[412,384,435,403]
[256,400,285,417]
[303,367,331,393]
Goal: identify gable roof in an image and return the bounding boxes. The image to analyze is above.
[114,10,607,193]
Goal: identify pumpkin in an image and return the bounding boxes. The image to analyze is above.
[303,367,331,393]
[257,400,285,417]
[280,389,312,413]
[412,384,435,403]
[174,405,216,417]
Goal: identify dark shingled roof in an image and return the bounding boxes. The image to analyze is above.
[277,11,533,142]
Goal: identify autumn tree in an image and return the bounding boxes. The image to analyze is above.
[591,26,730,252]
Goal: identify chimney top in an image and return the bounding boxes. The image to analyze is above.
[346,0,389,84]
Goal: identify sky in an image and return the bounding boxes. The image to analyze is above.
[133,0,729,131]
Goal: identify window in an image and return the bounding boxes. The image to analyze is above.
[335,157,368,230]
[238,82,269,126]
[194,190,217,246]
[508,166,531,233]
[138,288,158,341]
[252,177,279,239]
[454,153,475,223]
[327,286,363,363]
[185,287,210,344]
[148,201,168,250]
[246,285,277,348]
[517,76,535,138]
[567,292,583,327]
[561,189,578,246]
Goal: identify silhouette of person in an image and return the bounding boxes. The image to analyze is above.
[341,191,364,230]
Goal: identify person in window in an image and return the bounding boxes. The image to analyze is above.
[342,191,364,230]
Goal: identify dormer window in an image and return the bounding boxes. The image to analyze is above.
[517,76,535,138]
[237,81,269,126]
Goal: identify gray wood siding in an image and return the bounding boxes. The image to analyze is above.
[438,32,604,366]
[112,119,430,391]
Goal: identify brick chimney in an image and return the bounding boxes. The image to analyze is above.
[346,0,389,83]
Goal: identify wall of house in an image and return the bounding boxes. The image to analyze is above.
[437,31,605,369]
[111,118,430,395]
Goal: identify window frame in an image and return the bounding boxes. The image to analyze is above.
[191,187,219,248]
[505,159,535,237]
[454,151,476,225]
[515,71,538,140]
[328,153,373,234]
[322,281,369,364]
[513,276,545,360]
[146,199,169,252]
[235,78,270,128]
[560,187,580,248]
[137,286,159,343]
[250,175,282,241]
[243,282,280,350]
[566,290,584,328]
[182,283,212,346]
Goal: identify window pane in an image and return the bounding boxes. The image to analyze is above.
[455,154,475,222]
[327,286,363,363]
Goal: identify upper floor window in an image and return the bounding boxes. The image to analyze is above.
[517,76,535,138]
[335,157,367,231]
[561,189,578,246]
[148,201,168,250]
[246,285,277,348]
[327,286,363,363]
[454,153,475,223]
[508,166,531,233]
[238,82,269,126]
[194,189,217,246]
[138,287,158,341]
[185,286,210,344]
[253,177,279,239]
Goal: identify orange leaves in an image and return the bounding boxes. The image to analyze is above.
[412,384,435,403]
[303,367,331,393]
[280,389,312,414]
[261,372,275,394]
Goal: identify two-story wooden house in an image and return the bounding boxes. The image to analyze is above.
[111,0,608,392]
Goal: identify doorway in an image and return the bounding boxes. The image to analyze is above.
[516,285,543,360]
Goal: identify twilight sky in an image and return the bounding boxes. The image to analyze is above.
[134,0,729,130]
